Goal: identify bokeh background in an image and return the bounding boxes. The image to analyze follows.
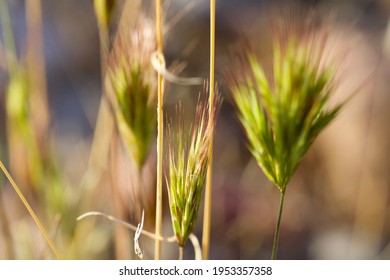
[1,0,390,260]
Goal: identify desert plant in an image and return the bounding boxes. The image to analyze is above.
[230,25,344,259]
[166,95,220,260]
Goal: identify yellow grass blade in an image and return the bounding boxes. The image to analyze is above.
[0,160,64,259]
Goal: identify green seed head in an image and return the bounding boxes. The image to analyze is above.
[230,25,343,192]
[108,16,156,168]
[166,94,221,247]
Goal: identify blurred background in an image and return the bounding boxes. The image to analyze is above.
[0,0,390,260]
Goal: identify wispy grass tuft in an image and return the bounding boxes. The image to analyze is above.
[166,94,221,259]
[229,21,345,259]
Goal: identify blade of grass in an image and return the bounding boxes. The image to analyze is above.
[0,160,63,259]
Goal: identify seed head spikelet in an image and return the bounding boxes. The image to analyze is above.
[166,94,221,248]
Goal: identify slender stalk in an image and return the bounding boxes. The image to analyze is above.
[0,161,64,259]
[85,20,114,187]
[110,134,131,259]
[271,190,286,260]
[154,0,164,260]
[83,0,118,197]
[202,0,216,260]
[0,182,14,259]
[179,246,184,260]
[26,0,50,139]
[0,0,17,73]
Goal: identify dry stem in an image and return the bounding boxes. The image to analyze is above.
[0,161,63,259]
[202,0,216,260]
[154,0,164,260]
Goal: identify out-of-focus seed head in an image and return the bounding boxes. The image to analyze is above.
[108,16,157,168]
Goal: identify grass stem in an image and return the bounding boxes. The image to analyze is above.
[0,182,14,259]
[26,0,50,137]
[202,0,216,260]
[84,11,114,192]
[0,160,63,259]
[154,0,164,260]
[271,190,285,260]
[0,0,17,73]
[179,246,184,260]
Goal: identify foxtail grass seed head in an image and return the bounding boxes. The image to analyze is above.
[166,94,221,248]
[108,16,157,168]
[230,27,343,193]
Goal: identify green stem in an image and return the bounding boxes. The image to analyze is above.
[271,190,286,260]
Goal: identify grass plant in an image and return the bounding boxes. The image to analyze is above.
[105,8,157,258]
[0,1,368,261]
[229,22,344,259]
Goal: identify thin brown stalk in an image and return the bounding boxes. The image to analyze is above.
[110,134,131,259]
[83,0,120,195]
[0,161,63,259]
[202,0,216,260]
[0,185,14,258]
[25,0,50,140]
[154,0,164,260]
